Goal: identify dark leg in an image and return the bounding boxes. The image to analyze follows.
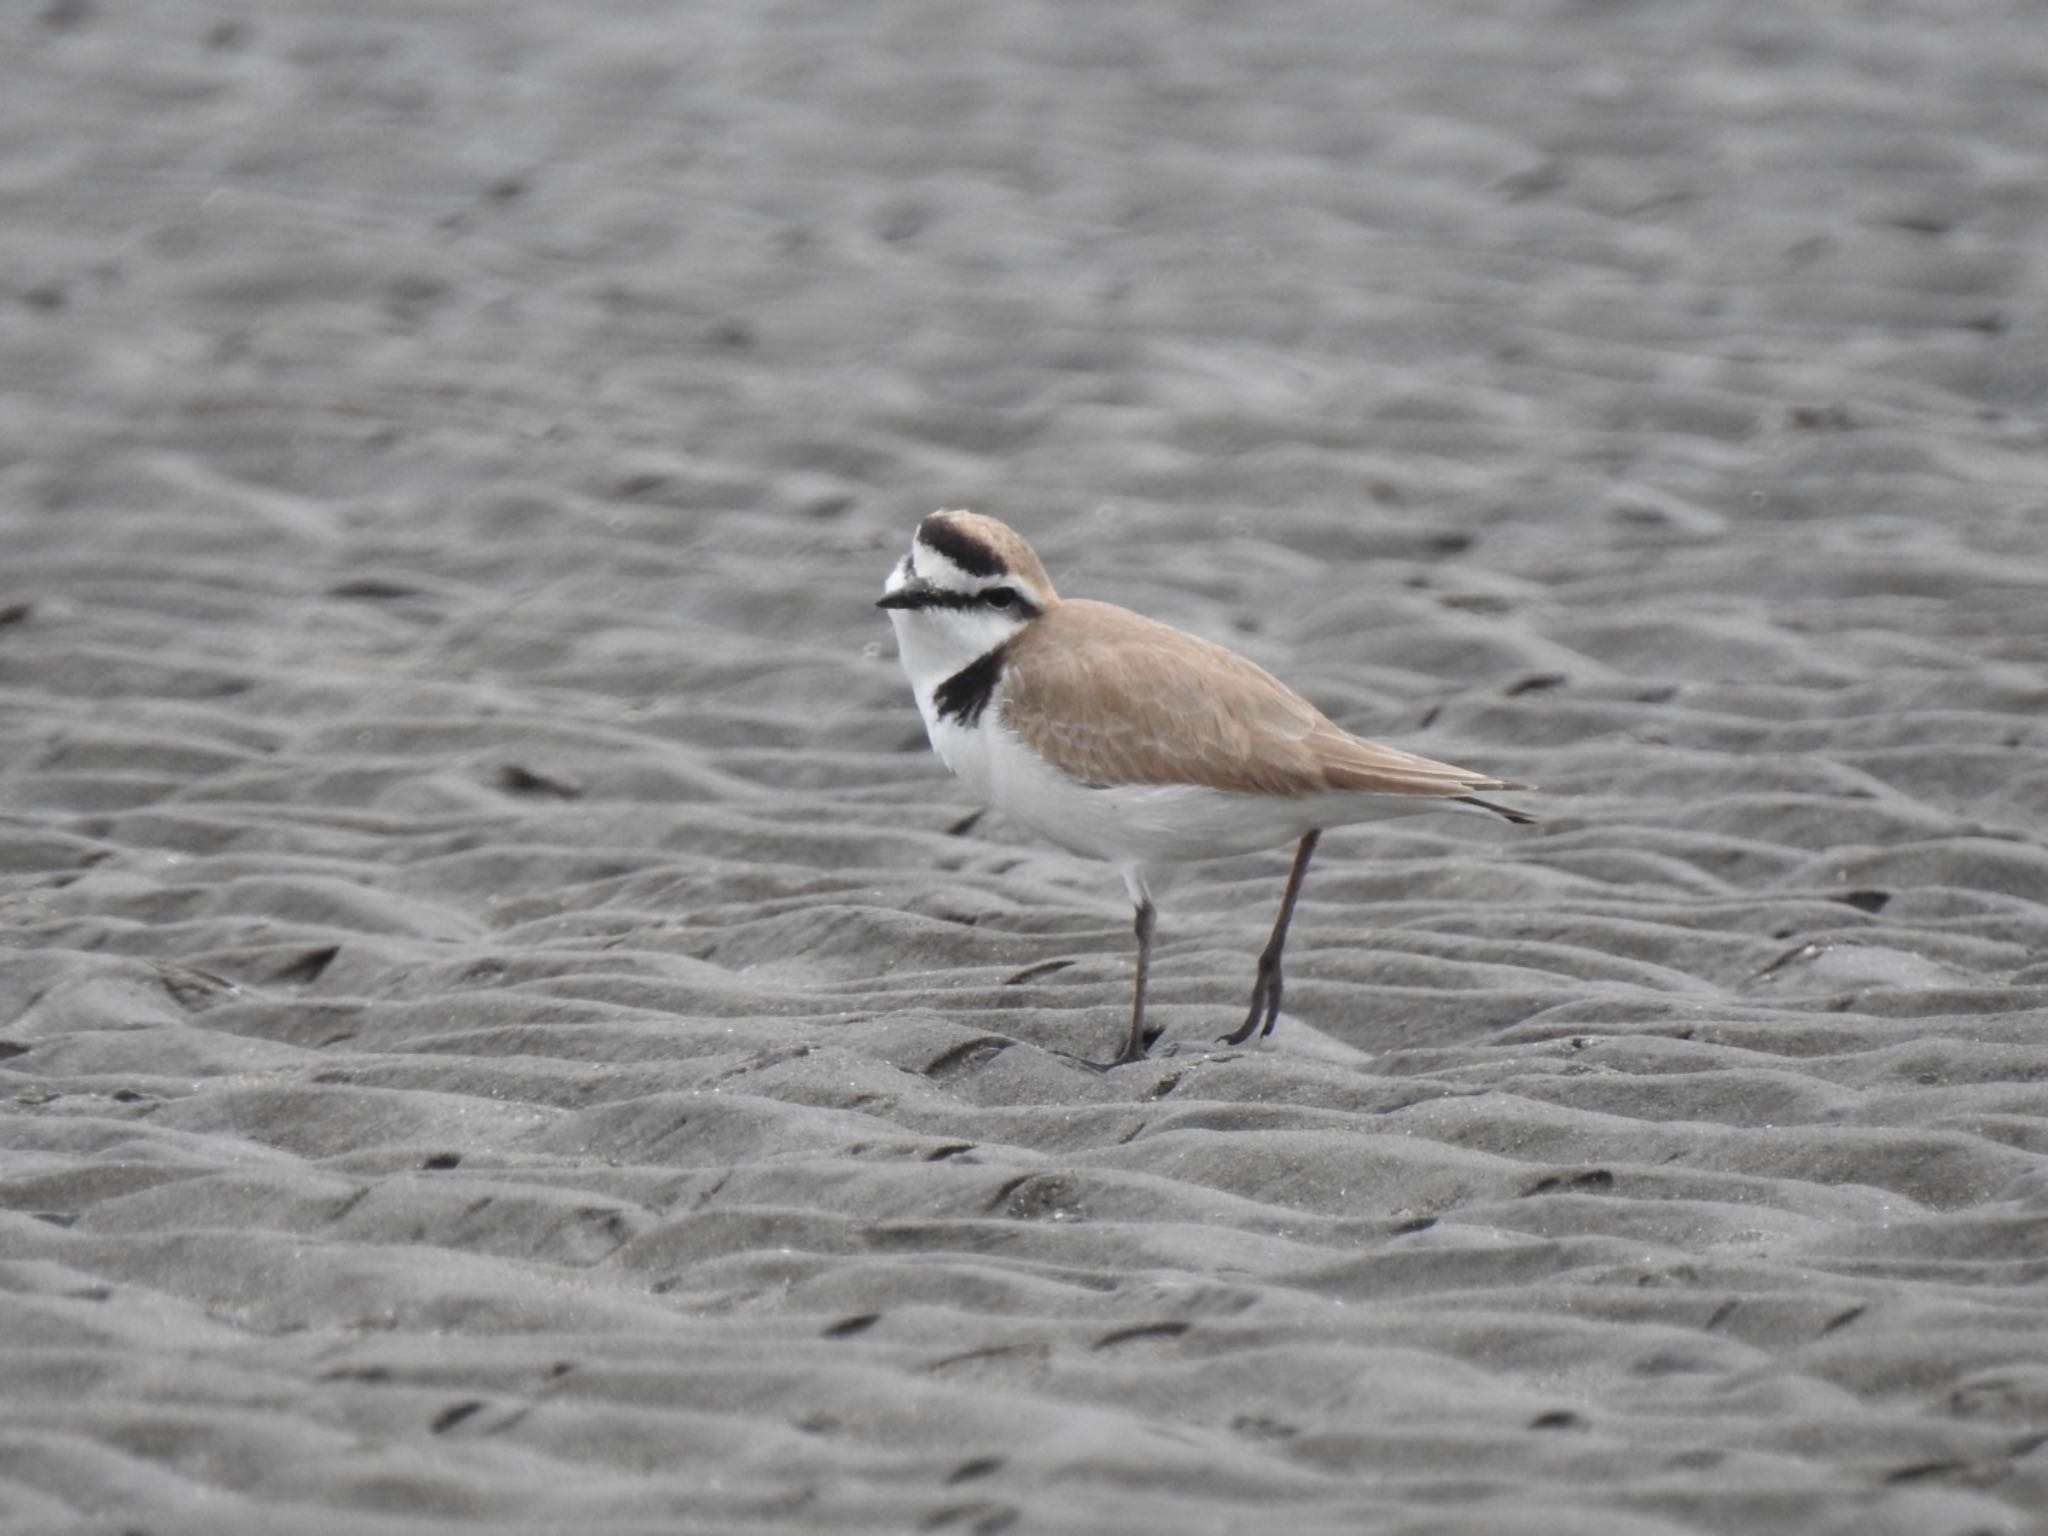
[1219,830,1320,1046]
[1102,897,1158,1067]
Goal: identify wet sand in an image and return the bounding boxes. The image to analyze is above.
[4,1,2048,1531]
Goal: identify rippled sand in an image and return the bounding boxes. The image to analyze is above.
[5,2,2048,1531]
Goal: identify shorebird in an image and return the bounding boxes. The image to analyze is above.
[879,510,1533,1067]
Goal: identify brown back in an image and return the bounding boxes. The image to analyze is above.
[1001,600,1511,798]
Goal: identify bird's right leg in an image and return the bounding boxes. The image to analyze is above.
[1101,895,1158,1067]
[1088,866,1161,1068]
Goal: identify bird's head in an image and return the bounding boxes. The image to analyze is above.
[878,510,1058,685]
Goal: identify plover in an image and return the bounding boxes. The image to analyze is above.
[879,510,1533,1067]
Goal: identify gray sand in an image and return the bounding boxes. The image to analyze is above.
[4,1,2048,1531]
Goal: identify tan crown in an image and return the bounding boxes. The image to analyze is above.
[920,510,1060,604]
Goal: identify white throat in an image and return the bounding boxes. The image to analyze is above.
[880,550,1032,709]
[884,604,1025,715]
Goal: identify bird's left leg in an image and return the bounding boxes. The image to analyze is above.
[1219,829,1320,1046]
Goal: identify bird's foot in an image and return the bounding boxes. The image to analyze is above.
[1217,991,1276,1047]
[1064,1022,1163,1072]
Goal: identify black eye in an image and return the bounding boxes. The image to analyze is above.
[984,586,1019,609]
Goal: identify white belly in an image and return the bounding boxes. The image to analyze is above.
[932,710,1417,870]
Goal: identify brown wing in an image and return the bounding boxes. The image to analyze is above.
[1001,600,1523,800]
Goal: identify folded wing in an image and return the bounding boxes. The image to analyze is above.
[1002,600,1527,803]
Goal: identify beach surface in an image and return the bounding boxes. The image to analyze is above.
[5,1,2048,1531]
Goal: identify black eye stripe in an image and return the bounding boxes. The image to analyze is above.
[895,587,1039,618]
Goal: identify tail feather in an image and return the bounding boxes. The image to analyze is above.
[1459,793,1538,825]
